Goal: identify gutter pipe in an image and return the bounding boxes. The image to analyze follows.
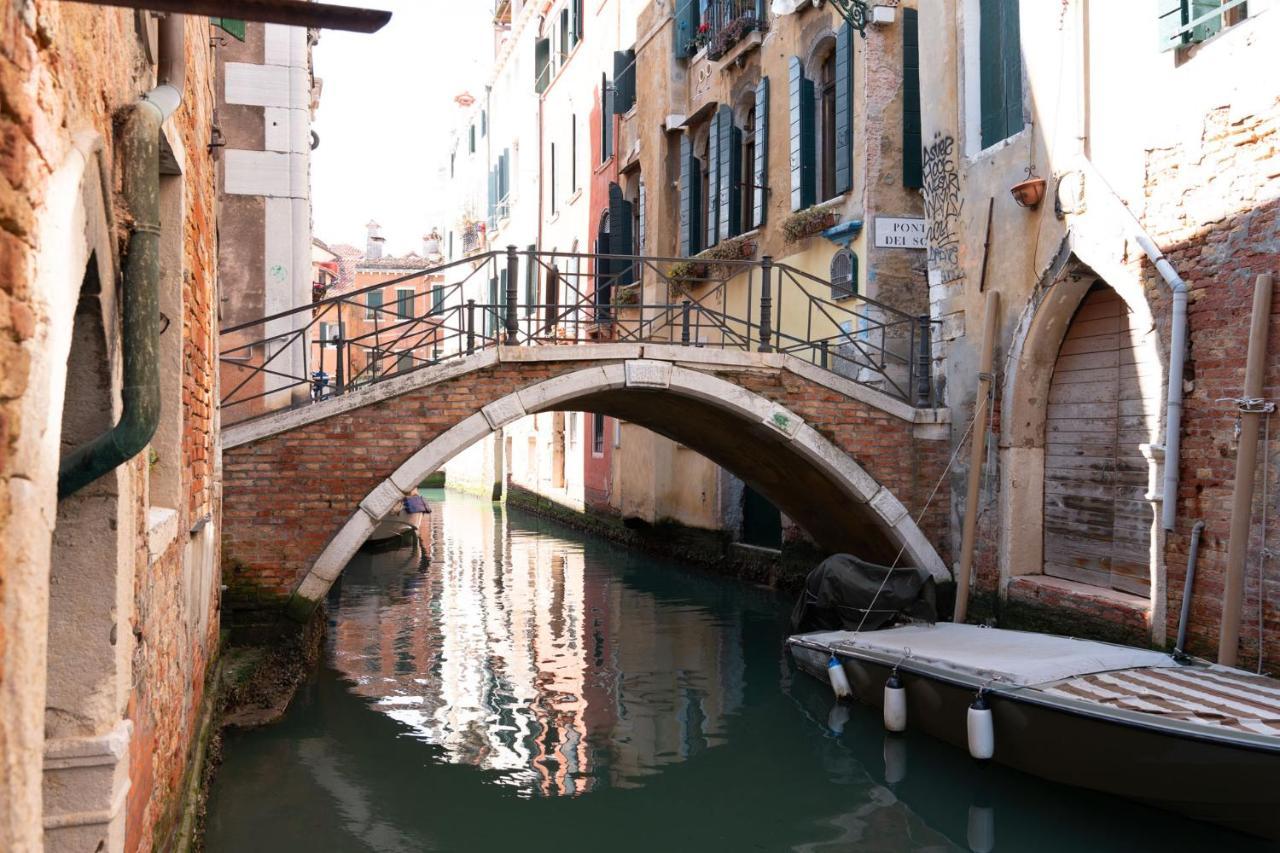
[58,12,184,499]
[1076,159,1188,533]
[1173,519,1205,661]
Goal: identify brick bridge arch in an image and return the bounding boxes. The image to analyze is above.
[221,345,951,618]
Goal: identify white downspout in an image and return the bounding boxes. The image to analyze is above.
[1076,160,1188,532]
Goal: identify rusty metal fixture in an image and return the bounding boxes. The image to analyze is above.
[1010,176,1047,209]
[68,0,391,33]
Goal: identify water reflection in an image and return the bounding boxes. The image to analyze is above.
[329,490,744,797]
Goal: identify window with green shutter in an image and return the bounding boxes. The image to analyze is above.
[834,22,854,196]
[535,38,551,93]
[788,57,816,212]
[395,288,414,319]
[609,183,634,287]
[679,134,703,256]
[717,104,742,243]
[902,8,923,188]
[752,77,769,229]
[706,109,721,249]
[613,49,636,114]
[1158,0,1243,50]
[570,0,584,46]
[674,0,700,58]
[431,285,444,315]
[210,18,246,41]
[365,289,383,319]
[601,74,614,161]
[979,0,1024,150]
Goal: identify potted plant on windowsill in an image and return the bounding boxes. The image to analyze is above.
[707,15,762,61]
[781,203,842,243]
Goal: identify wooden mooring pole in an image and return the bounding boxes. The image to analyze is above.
[1220,273,1273,666]
[955,290,999,624]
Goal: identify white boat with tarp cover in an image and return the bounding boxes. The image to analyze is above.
[788,623,1280,840]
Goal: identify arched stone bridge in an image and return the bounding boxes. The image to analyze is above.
[221,343,952,619]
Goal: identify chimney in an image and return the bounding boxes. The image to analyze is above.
[365,219,385,260]
[423,228,441,258]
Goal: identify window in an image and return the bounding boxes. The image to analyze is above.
[903,8,923,187]
[396,351,414,373]
[710,104,742,244]
[679,132,704,256]
[395,287,414,319]
[978,0,1023,149]
[788,57,815,211]
[560,7,570,61]
[592,413,605,454]
[450,151,456,179]
[431,284,444,314]
[600,73,613,162]
[535,37,551,93]
[480,109,487,136]
[742,103,756,234]
[751,77,769,229]
[817,44,837,201]
[570,0,583,46]
[365,288,383,319]
[550,141,557,214]
[613,49,636,114]
[469,123,476,154]
[571,114,578,192]
[830,248,858,300]
[1159,0,1248,51]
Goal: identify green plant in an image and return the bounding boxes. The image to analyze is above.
[613,283,642,306]
[781,203,842,243]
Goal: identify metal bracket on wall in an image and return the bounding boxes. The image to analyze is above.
[828,0,870,37]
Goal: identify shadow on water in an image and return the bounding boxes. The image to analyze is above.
[205,491,1275,852]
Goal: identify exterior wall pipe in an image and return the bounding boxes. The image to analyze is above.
[1173,519,1205,660]
[1220,273,1273,666]
[57,13,184,499]
[1076,158,1190,533]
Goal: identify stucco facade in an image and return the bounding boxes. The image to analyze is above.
[917,0,1280,664]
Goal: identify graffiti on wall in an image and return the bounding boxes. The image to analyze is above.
[922,132,963,284]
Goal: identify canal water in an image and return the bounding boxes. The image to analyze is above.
[205,491,1271,852]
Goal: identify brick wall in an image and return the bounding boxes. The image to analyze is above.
[0,4,220,849]
[222,358,948,605]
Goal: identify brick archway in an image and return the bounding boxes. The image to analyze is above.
[221,346,950,618]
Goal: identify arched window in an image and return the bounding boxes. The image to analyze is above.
[830,248,857,300]
[741,102,756,234]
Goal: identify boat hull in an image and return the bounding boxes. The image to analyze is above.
[789,642,1280,840]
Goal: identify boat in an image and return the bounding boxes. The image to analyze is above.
[366,493,429,548]
[787,623,1280,840]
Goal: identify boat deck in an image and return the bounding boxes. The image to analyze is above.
[790,623,1280,744]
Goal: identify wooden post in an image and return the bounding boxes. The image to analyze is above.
[955,290,999,624]
[1220,273,1273,666]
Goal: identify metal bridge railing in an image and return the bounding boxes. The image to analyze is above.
[218,248,935,421]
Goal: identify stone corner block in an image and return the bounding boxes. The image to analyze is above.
[624,359,673,389]
[359,478,405,521]
[762,406,804,439]
[869,486,910,527]
[481,395,526,430]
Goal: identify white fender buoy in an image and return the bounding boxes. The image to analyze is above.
[967,692,994,760]
[966,804,996,853]
[882,735,907,785]
[827,654,852,700]
[827,703,850,736]
[883,671,907,732]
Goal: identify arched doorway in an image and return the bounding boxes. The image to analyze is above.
[1043,282,1162,597]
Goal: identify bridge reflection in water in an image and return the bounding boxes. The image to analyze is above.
[205,491,1269,852]
[329,489,745,797]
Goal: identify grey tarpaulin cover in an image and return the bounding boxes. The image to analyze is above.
[790,554,936,633]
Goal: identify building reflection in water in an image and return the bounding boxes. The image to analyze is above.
[327,492,745,797]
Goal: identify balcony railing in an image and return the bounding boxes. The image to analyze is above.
[1158,0,1247,50]
[682,1,766,59]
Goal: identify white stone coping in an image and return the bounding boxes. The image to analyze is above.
[146,506,179,562]
[224,344,947,449]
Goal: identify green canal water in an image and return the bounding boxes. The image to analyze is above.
[205,491,1271,852]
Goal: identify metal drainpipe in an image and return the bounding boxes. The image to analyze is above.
[57,13,184,499]
[1079,159,1189,533]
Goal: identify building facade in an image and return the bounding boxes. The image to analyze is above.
[0,6,222,851]
[917,0,1280,665]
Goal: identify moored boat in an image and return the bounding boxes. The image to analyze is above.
[787,623,1280,840]
[366,493,430,547]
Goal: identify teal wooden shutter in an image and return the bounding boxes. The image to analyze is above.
[210,18,246,41]
[1001,0,1023,142]
[788,57,815,211]
[601,73,614,161]
[679,135,702,256]
[609,183,634,287]
[571,0,583,45]
[706,108,721,248]
[395,288,413,318]
[834,22,853,195]
[980,0,1024,148]
[717,105,740,241]
[902,8,923,188]
[613,50,636,113]
[366,289,383,318]
[753,77,769,228]
[675,0,699,57]
[431,285,443,314]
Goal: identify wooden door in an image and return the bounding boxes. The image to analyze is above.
[1043,284,1158,596]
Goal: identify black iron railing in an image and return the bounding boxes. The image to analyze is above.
[218,248,935,420]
